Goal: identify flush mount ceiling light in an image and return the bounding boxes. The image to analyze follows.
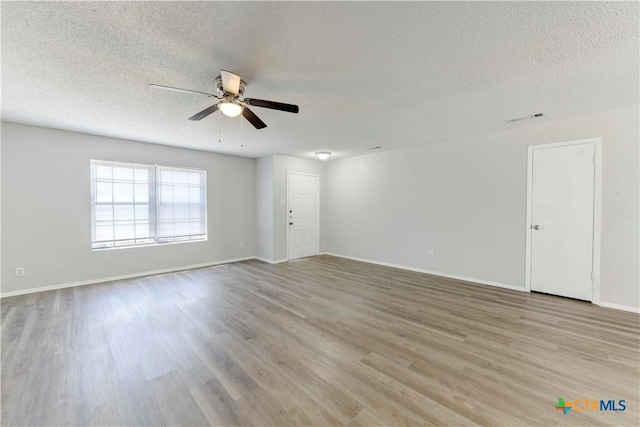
[315,151,332,160]
[218,98,244,117]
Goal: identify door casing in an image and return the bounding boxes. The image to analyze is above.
[524,137,602,303]
[286,171,320,261]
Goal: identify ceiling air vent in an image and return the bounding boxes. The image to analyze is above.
[506,112,544,124]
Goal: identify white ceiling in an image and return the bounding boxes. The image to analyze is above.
[2,1,638,160]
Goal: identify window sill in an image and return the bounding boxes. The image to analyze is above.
[91,237,208,251]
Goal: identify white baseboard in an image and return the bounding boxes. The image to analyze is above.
[0,256,255,298]
[6,253,637,315]
[321,252,525,292]
[595,301,640,314]
[254,257,288,264]
[321,253,640,314]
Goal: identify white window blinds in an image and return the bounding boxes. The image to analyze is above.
[90,160,206,250]
[156,166,207,243]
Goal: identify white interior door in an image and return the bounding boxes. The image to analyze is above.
[529,142,596,301]
[287,173,318,260]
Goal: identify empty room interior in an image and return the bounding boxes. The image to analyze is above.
[1,2,639,426]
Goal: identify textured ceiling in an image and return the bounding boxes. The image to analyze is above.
[2,1,638,160]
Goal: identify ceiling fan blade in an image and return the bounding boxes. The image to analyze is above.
[243,98,299,114]
[149,84,216,97]
[242,107,267,129]
[220,70,242,95]
[188,104,220,121]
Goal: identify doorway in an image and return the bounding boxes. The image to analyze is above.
[525,138,602,302]
[287,172,319,260]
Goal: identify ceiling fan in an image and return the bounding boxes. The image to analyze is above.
[149,70,299,129]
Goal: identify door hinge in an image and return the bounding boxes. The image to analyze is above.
[590,271,594,281]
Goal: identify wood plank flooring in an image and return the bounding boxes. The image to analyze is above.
[2,255,639,426]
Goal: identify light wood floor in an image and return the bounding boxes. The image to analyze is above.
[2,255,639,426]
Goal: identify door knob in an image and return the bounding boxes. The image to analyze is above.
[531,225,540,230]
[289,222,293,225]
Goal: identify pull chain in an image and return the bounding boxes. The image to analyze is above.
[240,110,244,148]
[218,109,222,143]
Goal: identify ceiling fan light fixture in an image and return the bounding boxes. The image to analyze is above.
[315,151,332,160]
[219,100,243,117]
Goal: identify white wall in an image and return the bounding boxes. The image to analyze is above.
[0,125,2,291]
[325,104,639,310]
[1,122,257,295]
[3,104,638,311]
[256,155,274,260]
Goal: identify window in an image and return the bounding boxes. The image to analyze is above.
[90,160,206,249]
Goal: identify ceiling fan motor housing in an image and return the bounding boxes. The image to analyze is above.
[215,75,245,98]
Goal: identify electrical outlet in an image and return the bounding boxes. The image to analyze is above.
[428,250,434,258]
[16,267,25,277]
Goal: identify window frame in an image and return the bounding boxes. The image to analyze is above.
[90,159,207,250]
